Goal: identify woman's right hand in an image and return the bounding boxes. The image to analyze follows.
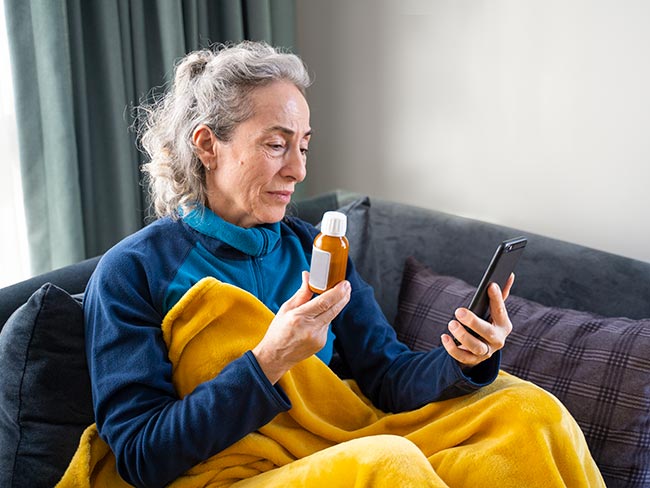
[252,271,351,384]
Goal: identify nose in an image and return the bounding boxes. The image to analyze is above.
[281,145,307,182]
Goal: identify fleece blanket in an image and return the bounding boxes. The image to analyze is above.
[58,277,604,487]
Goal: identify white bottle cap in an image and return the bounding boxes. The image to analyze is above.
[321,211,347,237]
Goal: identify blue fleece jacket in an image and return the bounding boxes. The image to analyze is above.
[84,207,499,488]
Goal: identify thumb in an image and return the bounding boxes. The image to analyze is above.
[279,271,313,312]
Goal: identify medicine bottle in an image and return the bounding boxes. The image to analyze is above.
[308,211,349,294]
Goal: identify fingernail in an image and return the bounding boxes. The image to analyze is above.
[455,308,467,319]
[343,281,351,292]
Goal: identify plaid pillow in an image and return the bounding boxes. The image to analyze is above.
[394,256,650,488]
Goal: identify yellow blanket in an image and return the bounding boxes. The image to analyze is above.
[58,277,604,487]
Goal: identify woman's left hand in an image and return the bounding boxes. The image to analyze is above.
[440,273,515,367]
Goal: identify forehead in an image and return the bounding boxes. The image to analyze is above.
[246,81,311,130]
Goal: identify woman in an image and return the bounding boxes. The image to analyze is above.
[82,42,603,487]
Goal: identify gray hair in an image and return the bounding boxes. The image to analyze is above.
[138,41,312,219]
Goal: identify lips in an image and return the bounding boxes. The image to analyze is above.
[267,190,294,203]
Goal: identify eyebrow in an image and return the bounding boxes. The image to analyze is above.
[265,126,313,138]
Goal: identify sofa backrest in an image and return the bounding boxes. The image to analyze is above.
[3,192,649,332]
[352,197,650,323]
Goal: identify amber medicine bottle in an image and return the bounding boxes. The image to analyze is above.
[309,211,349,294]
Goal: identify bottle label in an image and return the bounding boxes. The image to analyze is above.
[309,246,331,291]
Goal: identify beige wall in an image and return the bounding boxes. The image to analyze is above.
[296,0,650,263]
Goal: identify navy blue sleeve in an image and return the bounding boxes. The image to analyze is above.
[84,248,290,488]
[333,271,500,413]
[285,216,499,412]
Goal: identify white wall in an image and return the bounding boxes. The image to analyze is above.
[296,0,650,263]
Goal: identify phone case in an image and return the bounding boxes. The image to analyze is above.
[468,236,527,321]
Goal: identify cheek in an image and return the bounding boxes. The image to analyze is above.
[246,158,282,183]
[234,149,281,188]
[237,166,269,198]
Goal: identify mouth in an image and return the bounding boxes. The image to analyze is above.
[267,190,294,203]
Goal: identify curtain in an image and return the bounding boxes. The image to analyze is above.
[4,0,296,275]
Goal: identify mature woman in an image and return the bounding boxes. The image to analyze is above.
[79,42,604,488]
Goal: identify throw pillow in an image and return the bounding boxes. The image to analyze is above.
[394,256,650,488]
[333,195,373,272]
[0,283,94,488]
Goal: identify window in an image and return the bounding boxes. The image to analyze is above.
[0,0,30,287]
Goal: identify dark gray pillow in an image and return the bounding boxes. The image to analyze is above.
[336,196,373,272]
[0,283,94,488]
[394,256,650,488]
[312,195,373,273]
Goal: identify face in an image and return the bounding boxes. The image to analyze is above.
[198,81,311,228]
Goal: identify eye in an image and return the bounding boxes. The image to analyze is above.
[266,142,288,156]
[300,147,309,156]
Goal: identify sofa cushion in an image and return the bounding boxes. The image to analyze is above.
[394,256,650,488]
[0,283,94,488]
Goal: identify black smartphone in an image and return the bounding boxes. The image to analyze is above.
[459,236,527,340]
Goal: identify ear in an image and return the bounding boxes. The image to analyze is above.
[192,124,218,168]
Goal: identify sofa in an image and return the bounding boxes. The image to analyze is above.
[1,191,648,488]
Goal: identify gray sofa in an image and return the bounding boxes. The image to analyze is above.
[1,191,648,488]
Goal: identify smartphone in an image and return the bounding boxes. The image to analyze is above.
[459,236,527,339]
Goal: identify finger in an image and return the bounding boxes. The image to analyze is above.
[488,283,512,340]
[488,283,508,322]
[307,280,351,323]
[441,334,482,365]
[453,308,489,342]
[318,290,351,324]
[501,273,515,301]
[278,271,313,313]
[447,319,491,357]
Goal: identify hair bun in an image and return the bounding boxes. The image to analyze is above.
[176,51,212,83]
[189,58,207,77]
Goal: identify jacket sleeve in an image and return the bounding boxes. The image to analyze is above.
[84,249,290,488]
[331,263,500,413]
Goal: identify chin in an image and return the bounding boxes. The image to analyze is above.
[256,206,288,225]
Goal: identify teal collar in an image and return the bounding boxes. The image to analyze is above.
[182,206,281,257]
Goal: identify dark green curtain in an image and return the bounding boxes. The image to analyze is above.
[4,0,296,275]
